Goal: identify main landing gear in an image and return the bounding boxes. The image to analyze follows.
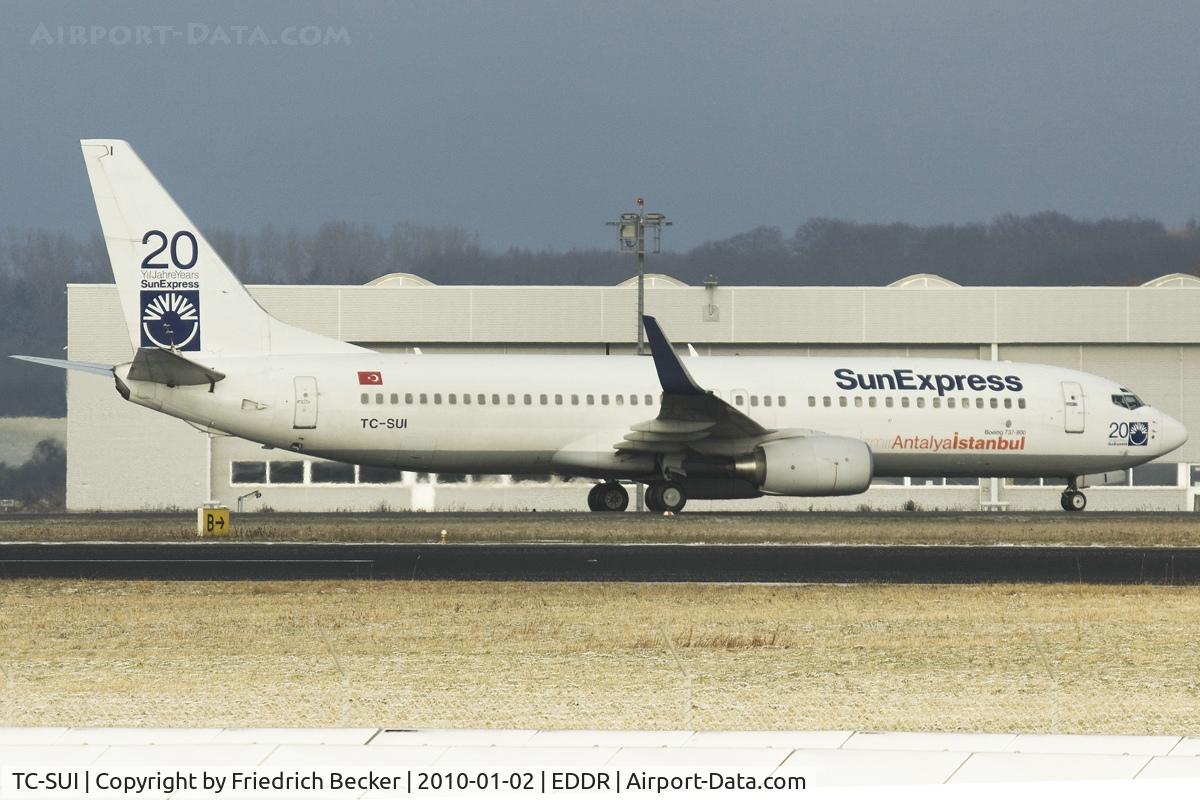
[645,480,687,513]
[587,482,629,512]
[1061,479,1087,512]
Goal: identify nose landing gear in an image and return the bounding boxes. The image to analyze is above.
[1061,479,1087,512]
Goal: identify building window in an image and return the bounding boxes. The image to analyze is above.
[1133,463,1179,486]
[359,466,404,484]
[360,393,369,405]
[268,461,304,484]
[231,461,267,484]
[311,461,355,484]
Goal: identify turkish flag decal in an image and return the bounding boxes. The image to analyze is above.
[357,371,383,385]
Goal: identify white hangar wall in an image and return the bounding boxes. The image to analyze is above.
[65,274,1200,512]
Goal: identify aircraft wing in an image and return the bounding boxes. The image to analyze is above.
[613,316,771,454]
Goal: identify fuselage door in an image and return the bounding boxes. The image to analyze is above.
[294,376,318,429]
[1062,381,1085,433]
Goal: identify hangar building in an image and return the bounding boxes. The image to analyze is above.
[66,272,1200,512]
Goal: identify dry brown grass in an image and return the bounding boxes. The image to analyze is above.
[3,511,1200,546]
[2,580,1199,734]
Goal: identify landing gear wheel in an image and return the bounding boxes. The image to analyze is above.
[586,483,604,512]
[655,481,687,513]
[644,483,665,513]
[1061,490,1087,512]
[596,482,629,512]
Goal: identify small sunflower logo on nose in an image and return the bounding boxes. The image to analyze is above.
[1127,421,1149,446]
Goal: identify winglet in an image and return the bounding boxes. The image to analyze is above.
[642,316,706,396]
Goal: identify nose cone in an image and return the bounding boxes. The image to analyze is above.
[1159,414,1188,455]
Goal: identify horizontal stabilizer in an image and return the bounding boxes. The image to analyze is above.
[10,355,113,376]
[127,347,225,387]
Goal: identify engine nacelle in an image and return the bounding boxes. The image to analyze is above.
[735,436,873,496]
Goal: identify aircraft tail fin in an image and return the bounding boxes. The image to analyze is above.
[79,140,362,358]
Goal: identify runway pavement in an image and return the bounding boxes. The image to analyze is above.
[1,541,1199,582]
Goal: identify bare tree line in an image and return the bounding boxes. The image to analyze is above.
[3,213,1199,416]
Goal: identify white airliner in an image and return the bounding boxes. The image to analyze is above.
[13,140,1189,512]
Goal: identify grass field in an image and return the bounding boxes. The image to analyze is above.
[0,418,64,465]
[3,511,1200,546]
[1,580,1198,733]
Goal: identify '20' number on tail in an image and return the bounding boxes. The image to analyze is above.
[141,230,198,270]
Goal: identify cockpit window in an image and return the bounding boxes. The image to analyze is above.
[1111,393,1145,410]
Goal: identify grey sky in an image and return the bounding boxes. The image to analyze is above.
[2,1,1199,251]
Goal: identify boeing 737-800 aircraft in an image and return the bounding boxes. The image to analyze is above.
[13,141,1189,512]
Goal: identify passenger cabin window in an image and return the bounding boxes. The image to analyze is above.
[587,394,595,405]
[868,397,877,408]
[601,394,610,405]
[492,393,500,405]
[616,395,624,406]
[524,394,532,405]
[390,393,399,404]
[375,393,384,404]
[539,394,548,405]
[916,397,925,408]
[854,396,862,408]
[405,393,414,404]
[507,394,515,405]
[750,396,759,407]
[645,394,654,406]
[419,393,428,405]
[571,394,579,405]
[1018,398,1026,409]
[808,396,816,407]
[555,394,563,405]
[433,393,441,404]
[839,397,847,408]
[779,396,786,407]
[885,397,894,408]
[360,393,369,405]
[462,394,470,405]
[630,394,638,405]
[763,396,772,407]
[477,393,486,404]
[975,398,983,409]
[932,398,940,408]
[947,398,955,408]
[823,396,831,407]
[735,395,744,406]
[449,394,457,405]
[1003,398,1012,409]
[901,397,910,408]
[990,398,998,409]
[1112,393,1145,410]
